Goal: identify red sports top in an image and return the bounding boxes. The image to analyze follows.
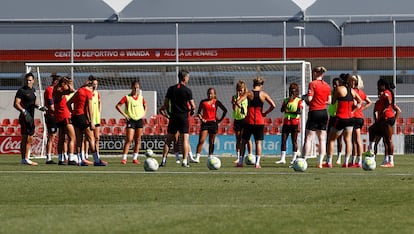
[353,88,367,118]
[374,90,394,120]
[44,85,54,117]
[245,90,264,125]
[336,87,354,119]
[307,79,331,111]
[199,99,218,121]
[71,87,93,116]
[54,95,71,122]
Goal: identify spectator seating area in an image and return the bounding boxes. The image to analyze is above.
[1,116,414,136]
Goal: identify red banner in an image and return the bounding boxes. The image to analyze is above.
[0,135,44,155]
[1,47,413,62]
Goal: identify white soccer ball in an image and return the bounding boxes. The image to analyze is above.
[207,156,221,170]
[144,157,159,171]
[362,157,376,171]
[145,149,154,157]
[292,158,308,172]
[244,154,255,165]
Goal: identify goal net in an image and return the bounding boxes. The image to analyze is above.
[26,61,311,157]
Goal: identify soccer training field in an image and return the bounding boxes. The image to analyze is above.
[0,154,413,234]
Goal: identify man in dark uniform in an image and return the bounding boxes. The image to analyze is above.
[14,72,46,165]
[160,69,196,168]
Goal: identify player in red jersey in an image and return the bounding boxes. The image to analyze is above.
[349,75,372,167]
[69,79,106,166]
[236,77,276,168]
[53,77,77,165]
[363,78,399,167]
[194,87,227,162]
[325,74,362,168]
[43,74,60,164]
[301,66,331,168]
[116,80,147,165]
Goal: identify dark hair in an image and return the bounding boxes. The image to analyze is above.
[288,82,299,97]
[313,66,327,73]
[88,75,98,82]
[131,80,140,88]
[178,69,189,81]
[378,78,395,106]
[25,72,34,79]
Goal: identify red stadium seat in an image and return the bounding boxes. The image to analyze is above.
[274,118,283,126]
[269,126,280,135]
[112,127,123,135]
[1,118,11,126]
[144,127,153,135]
[100,118,107,126]
[403,126,413,135]
[101,126,112,135]
[0,127,5,135]
[118,118,127,126]
[264,118,272,126]
[107,118,117,126]
[406,117,414,125]
[11,119,20,127]
[6,127,15,135]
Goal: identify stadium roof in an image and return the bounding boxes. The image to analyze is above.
[1,0,414,25]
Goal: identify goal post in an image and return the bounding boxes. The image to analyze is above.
[26,61,312,157]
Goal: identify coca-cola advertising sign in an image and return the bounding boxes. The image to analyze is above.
[0,136,44,155]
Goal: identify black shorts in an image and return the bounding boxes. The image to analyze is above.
[353,118,364,129]
[19,114,35,136]
[71,114,89,130]
[45,115,58,134]
[306,110,328,131]
[200,121,218,134]
[333,117,354,131]
[126,119,143,129]
[327,116,337,130]
[242,124,264,141]
[167,113,189,134]
[56,118,72,128]
[282,124,299,134]
[233,119,246,132]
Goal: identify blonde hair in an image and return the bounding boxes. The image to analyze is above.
[253,76,265,87]
[236,80,248,95]
[356,75,364,89]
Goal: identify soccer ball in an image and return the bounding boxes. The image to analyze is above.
[292,158,308,172]
[207,156,221,170]
[144,157,159,171]
[244,154,255,165]
[362,157,376,171]
[145,149,154,157]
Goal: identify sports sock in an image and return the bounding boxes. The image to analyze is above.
[255,155,261,165]
[326,155,332,164]
[46,154,52,161]
[175,152,180,160]
[279,151,286,162]
[122,154,127,161]
[92,152,100,162]
[389,155,394,164]
[318,154,324,164]
[132,153,138,160]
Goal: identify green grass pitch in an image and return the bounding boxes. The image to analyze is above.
[0,154,413,234]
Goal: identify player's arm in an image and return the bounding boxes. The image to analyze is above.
[115,96,130,120]
[88,96,94,130]
[197,101,204,122]
[14,96,25,113]
[216,100,228,123]
[262,92,276,117]
[159,98,170,118]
